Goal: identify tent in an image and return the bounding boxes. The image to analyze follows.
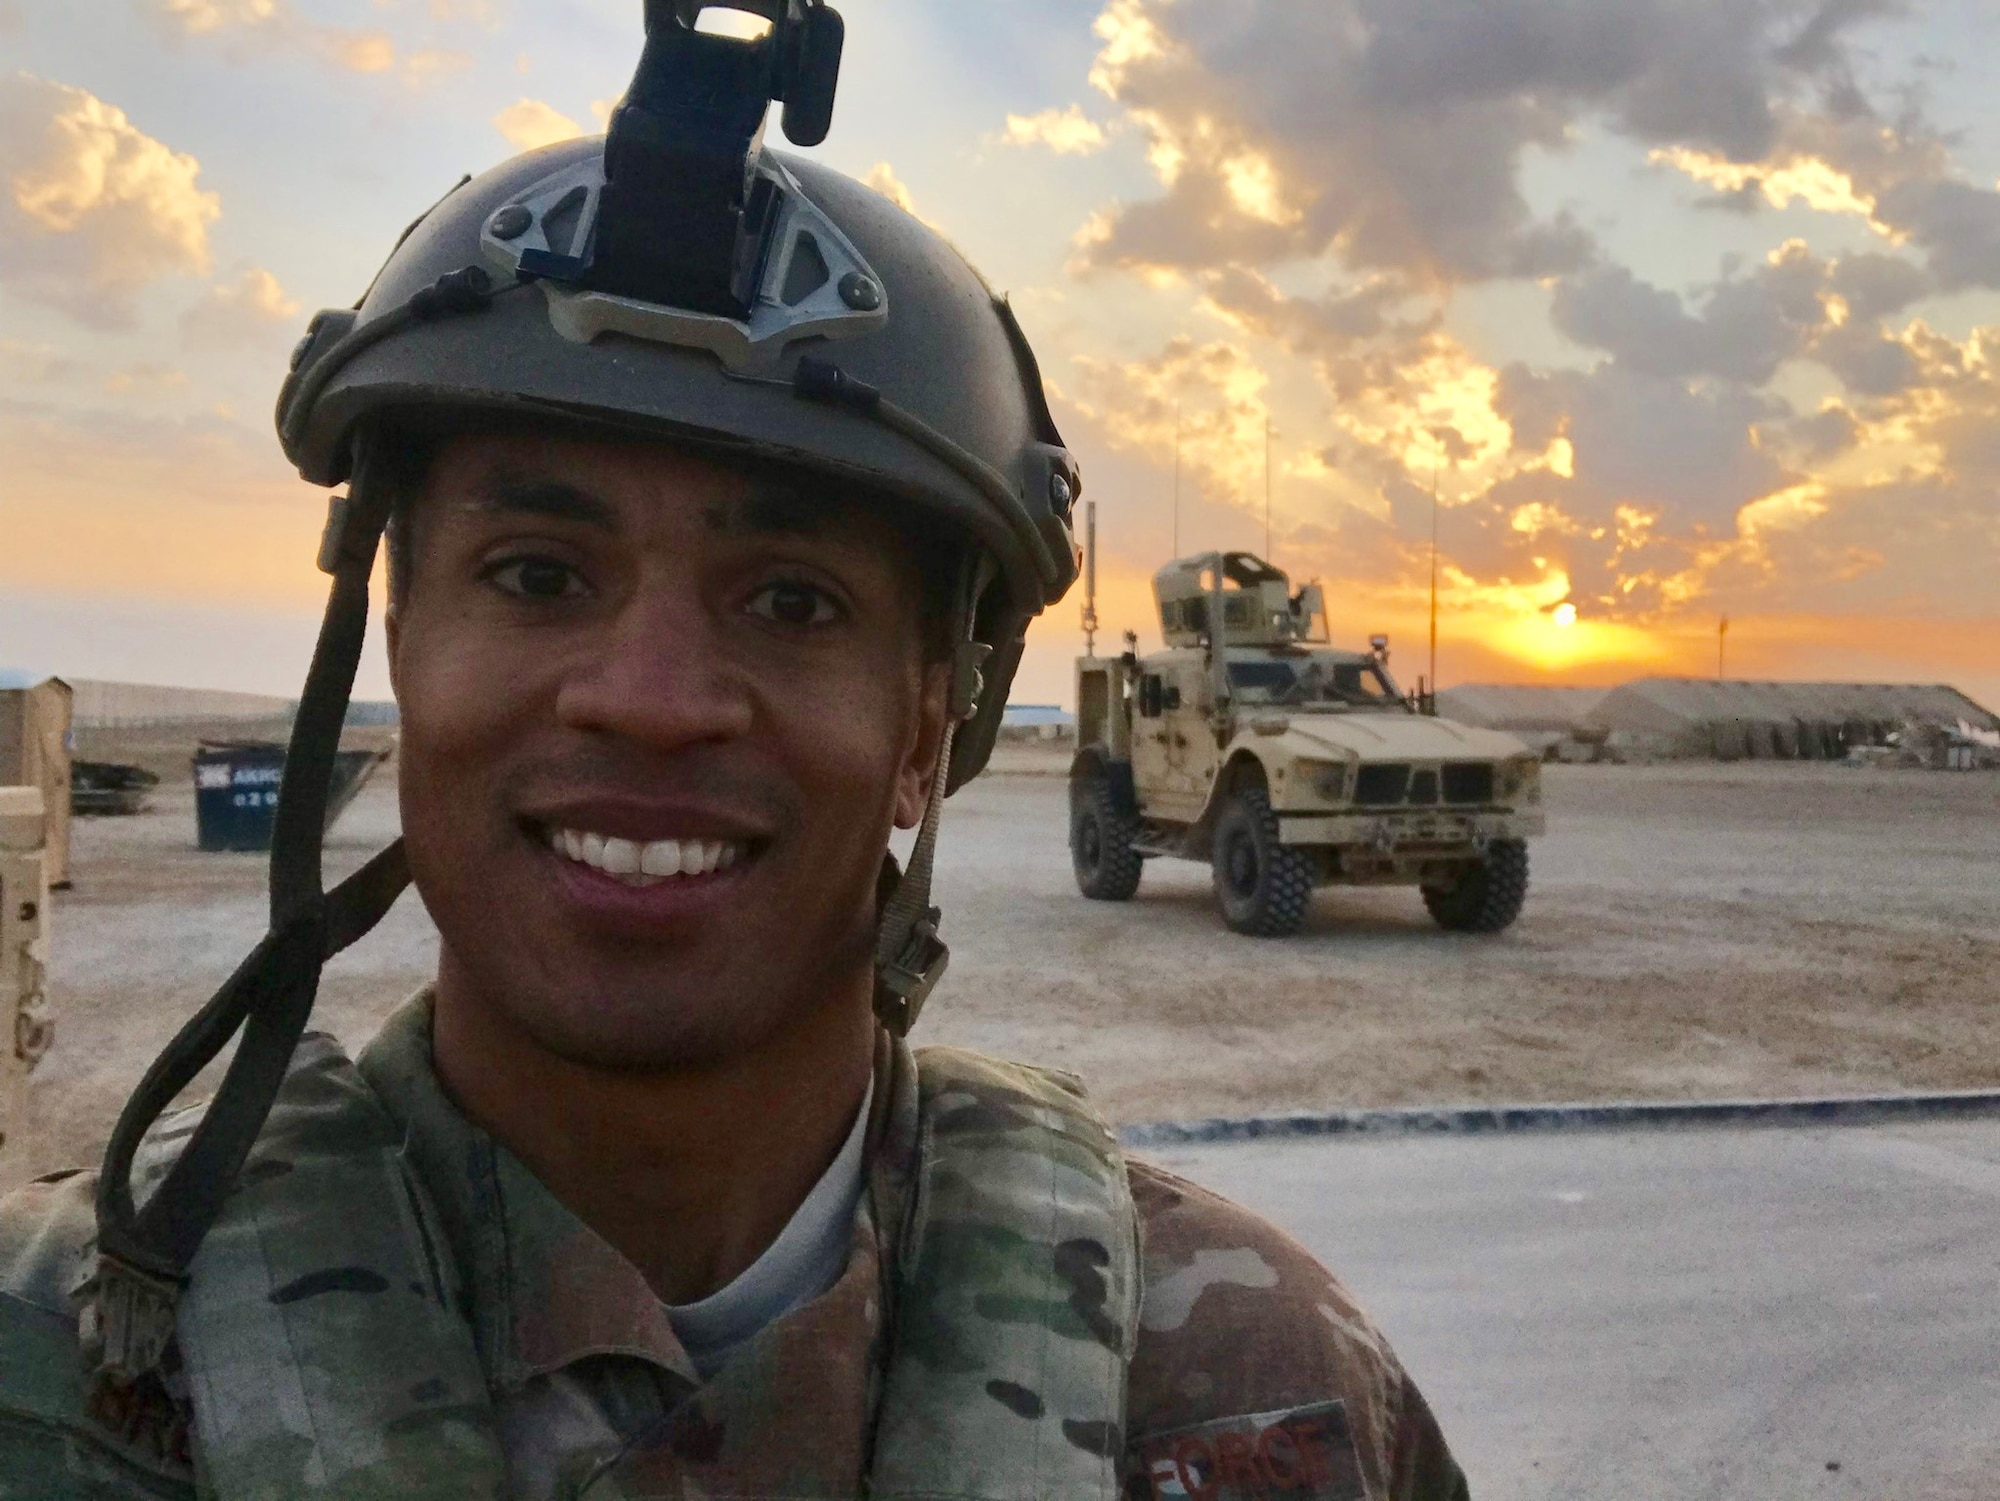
[1581,678,1999,762]
[1433,684,1611,735]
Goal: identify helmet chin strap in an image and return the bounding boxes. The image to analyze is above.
[85,438,409,1392]
[872,554,994,1037]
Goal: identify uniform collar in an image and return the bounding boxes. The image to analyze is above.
[355,991,919,1399]
[357,992,697,1391]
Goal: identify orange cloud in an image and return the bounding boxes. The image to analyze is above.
[181,266,301,347]
[0,74,219,325]
[141,0,461,83]
[998,105,1109,156]
[492,97,585,151]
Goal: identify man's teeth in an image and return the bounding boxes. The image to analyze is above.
[550,828,743,884]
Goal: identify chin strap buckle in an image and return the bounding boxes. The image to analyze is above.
[949,640,991,722]
[78,1251,183,1387]
[873,908,948,1037]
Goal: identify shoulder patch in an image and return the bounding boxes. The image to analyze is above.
[1126,1400,1368,1501]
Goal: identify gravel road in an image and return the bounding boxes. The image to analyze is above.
[14,756,1998,1176]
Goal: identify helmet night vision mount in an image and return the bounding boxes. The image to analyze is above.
[489,0,881,374]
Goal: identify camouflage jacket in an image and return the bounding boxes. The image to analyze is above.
[0,995,1468,1500]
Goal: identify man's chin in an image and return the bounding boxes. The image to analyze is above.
[494,985,795,1074]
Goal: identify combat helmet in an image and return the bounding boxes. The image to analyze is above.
[85,0,1080,1395]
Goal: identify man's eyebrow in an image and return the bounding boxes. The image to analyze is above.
[465,476,619,529]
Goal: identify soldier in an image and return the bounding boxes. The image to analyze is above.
[0,6,1469,1498]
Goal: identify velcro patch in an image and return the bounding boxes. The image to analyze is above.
[1126,1400,1366,1501]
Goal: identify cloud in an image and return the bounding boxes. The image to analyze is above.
[998,105,1108,156]
[862,162,921,218]
[0,73,219,326]
[1653,105,2000,294]
[140,0,461,81]
[104,363,190,398]
[1549,244,1831,385]
[0,339,83,384]
[181,266,302,348]
[1074,0,1897,288]
[426,0,501,22]
[0,399,328,609]
[492,98,585,151]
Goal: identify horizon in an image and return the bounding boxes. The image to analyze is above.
[3,1,1997,708]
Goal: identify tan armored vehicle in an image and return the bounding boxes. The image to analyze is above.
[1071,551,1545,936]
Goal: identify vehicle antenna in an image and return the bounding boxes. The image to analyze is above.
[1429,462,1440,714]
[1718,614,1729,680]
[1172,401,1182,558]
[1082,499,1098,657]
[1264,412,1273,561]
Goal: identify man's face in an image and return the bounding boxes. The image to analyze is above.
[388,430,949,1069]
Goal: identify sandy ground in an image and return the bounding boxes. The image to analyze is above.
[14,750,1999,1176]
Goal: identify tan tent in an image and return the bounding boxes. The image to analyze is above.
[1581,677,1999,761]
[0,674,72,887]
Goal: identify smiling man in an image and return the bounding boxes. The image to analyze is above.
[0,6,1467,1499]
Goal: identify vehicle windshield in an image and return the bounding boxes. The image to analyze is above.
[1227,657,1403,709]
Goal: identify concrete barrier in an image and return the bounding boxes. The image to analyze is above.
[0,787,52,1186]
[1121,1088,2000,1148]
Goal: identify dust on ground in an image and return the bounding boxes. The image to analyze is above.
[17,744,1999,1174]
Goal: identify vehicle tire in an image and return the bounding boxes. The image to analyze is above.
[1422,839,1529,933]
[1071,772,1144,901]
[1210,786,1315,937]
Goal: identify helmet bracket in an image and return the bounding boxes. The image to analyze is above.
[589,1,845,316]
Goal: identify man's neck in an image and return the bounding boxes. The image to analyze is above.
[428,962,878,1305]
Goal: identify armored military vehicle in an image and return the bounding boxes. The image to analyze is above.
[1070,551,1545,936]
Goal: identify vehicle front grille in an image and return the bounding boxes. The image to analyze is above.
[1352,761,1496,807]
[1441,762,1496,805]
[1353,763,1411,805]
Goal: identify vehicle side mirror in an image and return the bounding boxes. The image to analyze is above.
[1163,684,1183,711]
[1139,675,1165,718]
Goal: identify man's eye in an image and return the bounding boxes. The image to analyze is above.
[748,579,842,627]
[484,556,586,600]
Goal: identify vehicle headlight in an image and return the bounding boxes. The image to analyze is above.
[1301,759,1349,801]
[1499,755,1541,806]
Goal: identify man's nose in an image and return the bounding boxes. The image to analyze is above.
[553,581,755,749]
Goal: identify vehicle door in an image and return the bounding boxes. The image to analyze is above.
[1128,661,1176,815]
[1167,656,1220,808]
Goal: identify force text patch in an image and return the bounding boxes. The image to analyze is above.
[1125,1400,1367,1501]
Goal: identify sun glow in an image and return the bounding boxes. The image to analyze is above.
[1552,601,1578,628]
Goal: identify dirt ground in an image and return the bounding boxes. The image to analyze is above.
[14,745,1999,1176]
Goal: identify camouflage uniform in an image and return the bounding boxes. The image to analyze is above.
[0,993,1467,1499]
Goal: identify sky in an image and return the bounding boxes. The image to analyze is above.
[2,0,1997,709]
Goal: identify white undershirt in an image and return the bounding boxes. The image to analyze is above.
[663,1078,873,1380]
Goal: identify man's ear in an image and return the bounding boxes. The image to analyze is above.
[893,660,954,829]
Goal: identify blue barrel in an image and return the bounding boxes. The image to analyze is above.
[193,743,287,852]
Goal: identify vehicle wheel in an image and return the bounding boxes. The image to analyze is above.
[1210,786,1315,936]
[1422,839,1529,933]
[1071,772,1143,900]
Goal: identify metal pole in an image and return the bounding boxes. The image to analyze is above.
[1719,615,1728,680]
[1263,413,1272,561]
[1172,403,1181,558]
[1082,499,1098,657]
[1429,467,1439,711]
